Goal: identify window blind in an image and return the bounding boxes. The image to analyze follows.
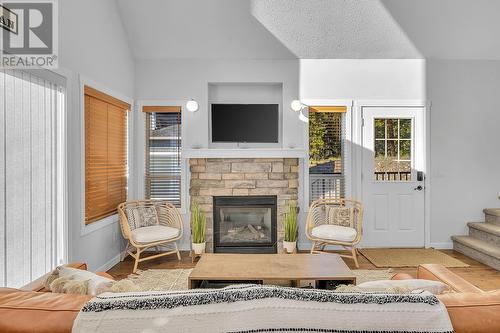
[0,69,65,288]
[309,106,346,202]
[143,106,181,206]
[85,86,129,224]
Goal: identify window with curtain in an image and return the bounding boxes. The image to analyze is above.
[0,69,65,288]
[85,86,129,224]
[143,106,182,207]
[308,106,346,202]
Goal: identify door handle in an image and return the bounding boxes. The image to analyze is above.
[414,185,423,191]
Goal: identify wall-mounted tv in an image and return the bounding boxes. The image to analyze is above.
[211,104,279,143]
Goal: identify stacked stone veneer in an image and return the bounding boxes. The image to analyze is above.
[189,158,299,253]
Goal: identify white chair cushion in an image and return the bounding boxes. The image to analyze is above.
[311,224,357,242]
[131,225,180,243]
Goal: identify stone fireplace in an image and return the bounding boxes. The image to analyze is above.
[189,158,299,253]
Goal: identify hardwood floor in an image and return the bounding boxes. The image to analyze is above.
[107,249,500,291]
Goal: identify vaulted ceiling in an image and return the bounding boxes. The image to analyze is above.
[116,0,500,60]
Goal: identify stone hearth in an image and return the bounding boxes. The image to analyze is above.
[189,158,299,252]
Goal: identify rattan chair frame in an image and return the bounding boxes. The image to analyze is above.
[118,200,183,272]
[305,198,363,268]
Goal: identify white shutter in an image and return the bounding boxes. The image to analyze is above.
[0,69,64,288]
[309,110,346,203]
[145,110,182,206]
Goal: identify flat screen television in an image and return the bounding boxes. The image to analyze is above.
[211,104,279,143]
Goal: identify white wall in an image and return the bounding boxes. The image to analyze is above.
[427,59,500,246]
[59,0,135,271]
[59,0,134,97]
[134,58,426,250]
[299,59,426,100]
[296,59,426,247]
[135,59,302,150]
[134,59,301,249]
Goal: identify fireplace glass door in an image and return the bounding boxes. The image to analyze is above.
[213,196,277,253]
[219,207,272,244]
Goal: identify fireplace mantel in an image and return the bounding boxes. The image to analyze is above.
[183,148,307,159]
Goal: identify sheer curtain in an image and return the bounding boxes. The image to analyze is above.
[0,69,65,288]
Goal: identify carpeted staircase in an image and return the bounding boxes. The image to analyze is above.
[452,208,500,270]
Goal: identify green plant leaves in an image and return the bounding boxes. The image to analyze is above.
[191,203,206,244]
[283,202,298,242]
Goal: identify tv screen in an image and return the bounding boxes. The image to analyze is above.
[211,104,279,143]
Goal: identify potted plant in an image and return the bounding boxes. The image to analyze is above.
[191,203,206,255]
[283,202,298,253]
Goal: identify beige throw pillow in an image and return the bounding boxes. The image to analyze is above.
[125,206,158,230]
[326,206,354,228]
[357,279,451,295]
[47,266,114,296]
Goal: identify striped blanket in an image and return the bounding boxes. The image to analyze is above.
[73,284,454,333]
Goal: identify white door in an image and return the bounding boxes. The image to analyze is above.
[361,107,425,247]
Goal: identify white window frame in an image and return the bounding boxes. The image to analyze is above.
[301,99,353,211]
[136,100,187,214]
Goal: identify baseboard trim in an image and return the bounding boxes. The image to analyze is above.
[94,253,122,272]
[429,242,453,249]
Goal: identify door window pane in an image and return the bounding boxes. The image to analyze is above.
[400,119,411,139]
[400,140,411,159]
[373,118,412,181]
[374,119,385,139]
[386,119,398,139]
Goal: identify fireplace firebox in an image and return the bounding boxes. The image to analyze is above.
[213,196,277,253]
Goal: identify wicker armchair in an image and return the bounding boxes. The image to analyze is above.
[118,200,183,272]
[306,198,363,267]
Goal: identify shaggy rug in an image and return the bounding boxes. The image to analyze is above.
[359,248,469,268]
[122,268,394,291]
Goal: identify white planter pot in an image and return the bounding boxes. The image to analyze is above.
[192,242,206,255]
[283,241,297,253]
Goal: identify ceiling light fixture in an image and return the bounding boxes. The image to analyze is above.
[186,99,199,112]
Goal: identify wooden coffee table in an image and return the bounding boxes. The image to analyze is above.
[188,253,356,289]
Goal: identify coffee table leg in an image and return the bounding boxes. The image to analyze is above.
[189,279,199,289]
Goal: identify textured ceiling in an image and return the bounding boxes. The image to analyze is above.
[116,0,499,60]
[250,0,421,59]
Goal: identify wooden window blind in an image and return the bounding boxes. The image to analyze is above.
[85,86,130,224]
[143,106,182,206]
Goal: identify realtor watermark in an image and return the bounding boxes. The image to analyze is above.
[0,0,58,68]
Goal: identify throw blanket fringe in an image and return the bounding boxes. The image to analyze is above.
[82,284,439,312]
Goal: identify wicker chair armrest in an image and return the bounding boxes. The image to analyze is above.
[157,203,183,232]
[117,204,132,239]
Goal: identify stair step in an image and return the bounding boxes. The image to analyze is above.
[467,222,500,246]
[452,235,500,270]
[484,208,500,225]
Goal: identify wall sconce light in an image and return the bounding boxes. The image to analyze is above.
[298,111,309,123]
[186,99,199,112]
[291,100,309,123]
[290,100,303,112]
